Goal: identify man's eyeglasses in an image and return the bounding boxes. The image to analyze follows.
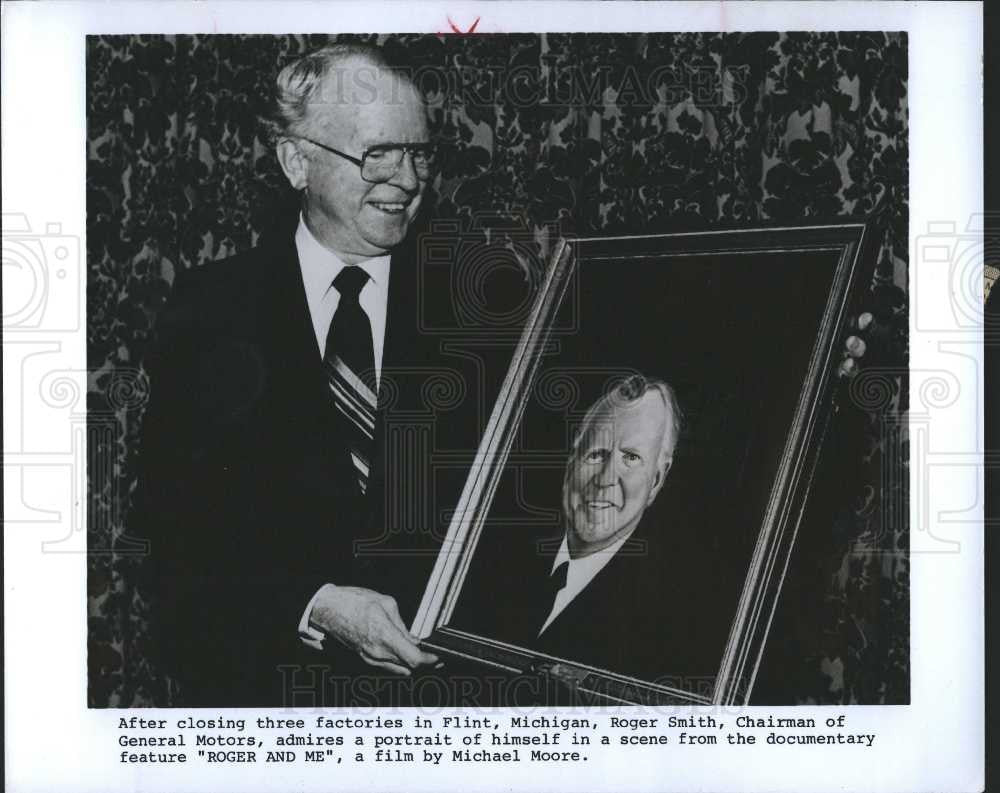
[297,136,439,183]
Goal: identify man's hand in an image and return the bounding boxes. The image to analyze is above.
[837,312,874,379]
[308,584,439,675]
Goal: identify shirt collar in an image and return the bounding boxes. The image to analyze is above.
[551,528,636,575]
[295,215,391,303]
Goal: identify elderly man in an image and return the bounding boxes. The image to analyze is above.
[137,44,446,706]
[449,374,704,683]
[451,337,875,688]
[540,376,681,635]
[523,375,703,680]
[138,42,875,704]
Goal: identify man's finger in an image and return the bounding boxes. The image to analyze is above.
[380,621,439,668]
[407,631,442,666]
[845,336,867,358]
[360,651,411,677]
[381,598,409,635]
[848,312,874,333]
[838,357,858,379]
[381,603,438,664]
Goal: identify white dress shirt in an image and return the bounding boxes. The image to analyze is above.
[296,216,391,385]
[538,530,636,635]
[294,215,392,649]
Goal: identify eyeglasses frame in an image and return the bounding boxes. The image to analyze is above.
[294,135,438,183]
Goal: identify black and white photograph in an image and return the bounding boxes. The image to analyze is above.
[84,31,909,709]
[3,3,986,791]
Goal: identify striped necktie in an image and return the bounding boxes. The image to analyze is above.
[324,266,377,495]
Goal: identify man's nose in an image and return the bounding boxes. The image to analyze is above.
[388,150,420,192]
[594,455,620,488]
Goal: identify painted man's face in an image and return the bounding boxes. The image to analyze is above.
[563,391,674,558]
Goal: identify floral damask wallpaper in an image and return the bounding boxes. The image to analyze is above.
[87,32,908,706]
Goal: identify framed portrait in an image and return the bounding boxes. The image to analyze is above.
[412,222,882,706]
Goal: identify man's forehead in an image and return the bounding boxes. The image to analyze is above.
[584,392,670,440]
[309,71,427,140]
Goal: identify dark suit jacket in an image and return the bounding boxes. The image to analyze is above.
[453,519,729,691]
[134,221,487,706]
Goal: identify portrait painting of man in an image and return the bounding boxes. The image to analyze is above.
[453,374,721,683]
[441,233,886,701]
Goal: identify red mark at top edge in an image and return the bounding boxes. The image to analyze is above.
[440,16,480,35]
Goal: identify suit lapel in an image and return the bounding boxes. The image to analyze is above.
[257,231,360,487]
[378,242,423,409]
[506,532,569,646]
[540,534,646,642]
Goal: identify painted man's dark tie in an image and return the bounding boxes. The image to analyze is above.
[324,266,377,495]
[538,560,570,635]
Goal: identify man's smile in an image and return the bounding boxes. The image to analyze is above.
[368,199,413,215]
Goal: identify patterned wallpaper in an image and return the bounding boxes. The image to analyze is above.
[87,32,909,706]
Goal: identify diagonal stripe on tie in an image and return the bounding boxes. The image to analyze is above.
[324,266,377,494]
[326,358,375,492]
[327,356,376,434]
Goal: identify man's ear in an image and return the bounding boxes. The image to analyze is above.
[276,138,309,191]
[647,458,672,506]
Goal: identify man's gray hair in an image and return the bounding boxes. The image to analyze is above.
[259,43,404,144]
[572,374,683,472]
